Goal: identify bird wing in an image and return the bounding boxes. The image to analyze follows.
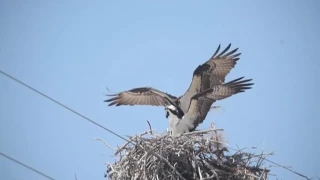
[178,63,211,112]
[205,43,241,87]
[185,77,254,131]
[194,77,254,101]
[194,44,242,124]
[104,87,178,107]
[179,44,240,113]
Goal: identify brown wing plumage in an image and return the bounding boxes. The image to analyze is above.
[205,43,241,87]
[178,64,211,113]
[104,87,178,107]
[179,44,240,115]
[195,77,254,101]
[194,44,242,123]
[186,77,254,131]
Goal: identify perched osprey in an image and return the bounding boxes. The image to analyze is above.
[105,44,254,135]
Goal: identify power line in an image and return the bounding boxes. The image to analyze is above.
[1,152,55,180]
[0,70,130,143]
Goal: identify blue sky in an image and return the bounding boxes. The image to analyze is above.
[1,0,319,179]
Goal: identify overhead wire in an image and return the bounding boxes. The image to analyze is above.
[0,69,134,179]
[0,70,130,143]
[0,152,55,180]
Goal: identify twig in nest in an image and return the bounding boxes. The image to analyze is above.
[114,136,137,156]
[146,120,153,134]
[183,128,224,136]
[94,138,116,150]
[198,166,203,179]
[264,159,311,180]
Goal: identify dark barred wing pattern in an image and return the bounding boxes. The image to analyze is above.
[194,44,242,125]
[187,77,254,130]
[179,44,241,114]
[104,87,178,107]
[205,43,241,87]
[194,77,254,101]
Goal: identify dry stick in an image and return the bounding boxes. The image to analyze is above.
[146,120,153,134]
[143,152,147,178]
[114,140,133,155]
[94,138,117,150]
[114,134,142,155]
[198,166,203,180]
[106,163,117,174]
[183,128,224,136]
[264,159,310,180]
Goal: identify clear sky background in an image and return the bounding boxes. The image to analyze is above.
[1,1,319,180]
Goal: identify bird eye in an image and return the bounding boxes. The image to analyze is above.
[165,111,169,118]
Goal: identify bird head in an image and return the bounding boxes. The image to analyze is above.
[166,105,177,111]
[165,105,177,118]
[164,104,185,119]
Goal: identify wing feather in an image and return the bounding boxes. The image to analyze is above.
[178,64,209,112]
[104,87,177,107]
[206,43,241,86]
[179,44,240,114]
[216,43,231,57]
[194,77,254,101]
[185,77,254,131]
[192,44,243,124]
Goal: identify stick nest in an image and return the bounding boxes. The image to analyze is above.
[105,127,271,180]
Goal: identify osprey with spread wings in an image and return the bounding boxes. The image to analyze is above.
[104,44,254,135]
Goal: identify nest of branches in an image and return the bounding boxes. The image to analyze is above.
[104,126,271,180]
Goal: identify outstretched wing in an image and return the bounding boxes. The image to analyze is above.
[205,43,241,87]
[194,44,242,124]
[178,64,211,113]
[185,77,254,131]
[179,44,240,113]
[104,87,178,107]
[195,77,254,101]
